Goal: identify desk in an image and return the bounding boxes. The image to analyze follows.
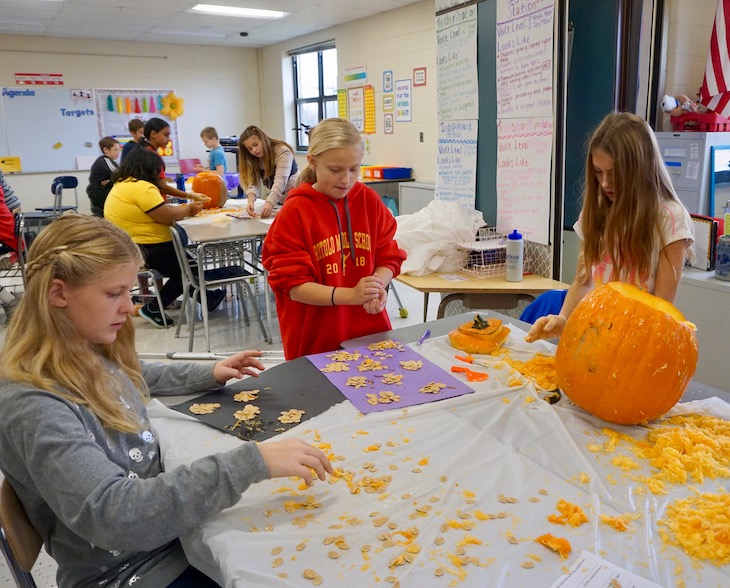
[177,212,275,347]
[396,272,570,322]
[151,312,729,588]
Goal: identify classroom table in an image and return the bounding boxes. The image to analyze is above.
[395,272,570,322]
[149,311,729,588]
[176,208,275,348]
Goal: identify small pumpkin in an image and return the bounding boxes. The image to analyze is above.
[556,282,698,425]
[191,172,227,209]
[448,314,511,355]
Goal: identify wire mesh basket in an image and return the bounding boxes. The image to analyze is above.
[455,227,529,279]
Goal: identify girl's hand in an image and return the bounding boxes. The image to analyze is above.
[193,164,206,172]
[525,314,567,343]
[187,201,204,216]
[351,276,384,306]
[188,192,211,204]
[246,198,257,217]
[363,287,387,314]
[258,438,334,485]
[213,350,265,384]
[260,201,274,218]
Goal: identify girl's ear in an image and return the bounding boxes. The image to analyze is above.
[307,154,317,169]
[48,279,69,308]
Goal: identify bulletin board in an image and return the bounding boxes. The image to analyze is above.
[94,88,180,166]
[0,86,180,173]
[0,86,99,173]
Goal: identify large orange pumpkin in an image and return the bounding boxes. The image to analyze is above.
[556,282,698,425]
[191,172,227,209]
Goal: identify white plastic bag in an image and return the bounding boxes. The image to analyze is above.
[395,201,485,276]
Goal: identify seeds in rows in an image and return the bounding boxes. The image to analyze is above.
[400,360,423,371]
[321,361,350,373]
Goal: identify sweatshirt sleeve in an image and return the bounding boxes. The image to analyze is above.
[265,147,295,207]
[0,171,20,211]
[0,385,270,553]
[141,360,220,396]
[262,209,319,295]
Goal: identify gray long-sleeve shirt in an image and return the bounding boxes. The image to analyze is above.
[0,360,270,588]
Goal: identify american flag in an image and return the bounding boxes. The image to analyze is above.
[700,0,730,117]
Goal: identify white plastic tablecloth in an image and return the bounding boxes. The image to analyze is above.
[150,323,730,588]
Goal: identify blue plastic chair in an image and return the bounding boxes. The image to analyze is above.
[36,176,78,217]
[519,290,568,324]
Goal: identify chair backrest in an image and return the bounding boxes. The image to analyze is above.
[178,158,201,174]
[49,176,79,214]
[0,478,42,575]
[170,224,199,287]
[50,176,78,194]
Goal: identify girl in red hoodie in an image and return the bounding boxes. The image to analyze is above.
[262,118,406,359]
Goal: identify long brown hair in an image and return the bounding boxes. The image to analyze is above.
[238,125,295,188]
[297,118,362,185]
[579,112,683,283]
[0,215,148,432]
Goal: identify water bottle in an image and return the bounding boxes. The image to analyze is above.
[505,229,523,282]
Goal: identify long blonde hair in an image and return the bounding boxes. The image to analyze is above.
[238,125,295,188]
[579,112,683,283]
[0,215,148,432]
[297,118,362,185]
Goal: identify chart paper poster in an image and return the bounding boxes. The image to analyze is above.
[343,65,367,87]
[496,118,553,244]
[347,86,365,131]
[496,0,554,118]
[436,119,478,208]
[436,3,478,120]
[395,79,412,122]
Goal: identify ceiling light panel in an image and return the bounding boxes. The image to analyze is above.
[190,4,287,19]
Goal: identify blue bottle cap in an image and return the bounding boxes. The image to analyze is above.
[508,229,522,240]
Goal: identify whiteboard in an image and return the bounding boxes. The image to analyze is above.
[0,87,100,173]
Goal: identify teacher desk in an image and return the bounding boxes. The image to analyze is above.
[395,272,569,322]
[150,311,729,588]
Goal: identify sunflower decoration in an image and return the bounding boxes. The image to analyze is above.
[160,91,185,120]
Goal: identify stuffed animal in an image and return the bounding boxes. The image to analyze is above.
[661,94,703,116]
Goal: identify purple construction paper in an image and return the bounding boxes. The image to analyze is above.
[306,341,474,414]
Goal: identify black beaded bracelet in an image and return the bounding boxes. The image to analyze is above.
[331,286,337,306]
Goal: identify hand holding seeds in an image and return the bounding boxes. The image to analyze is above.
[258,438,334,485]
[213,350,265,384]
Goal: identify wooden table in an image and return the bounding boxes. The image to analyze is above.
[395,272,570,322]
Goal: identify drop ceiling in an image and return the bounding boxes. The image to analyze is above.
[0,0,423,48]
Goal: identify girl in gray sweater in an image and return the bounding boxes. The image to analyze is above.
[0,215,332,588]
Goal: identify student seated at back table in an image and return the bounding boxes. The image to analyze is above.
[104,148,226,328]
[0,214,333,588]
[86,136,120,217]
[194,126,226,177]
[121,117,145,162]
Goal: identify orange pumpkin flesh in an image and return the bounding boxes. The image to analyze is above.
[191,172,228,209]
[448,314,511,355]
[556,282,698,425]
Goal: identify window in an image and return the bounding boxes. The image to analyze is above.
[291,42,337,150]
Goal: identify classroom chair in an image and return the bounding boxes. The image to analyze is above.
[0,479,43,588]
[134,269,170,328]
[36,176,78,217]
[170,225,268,352]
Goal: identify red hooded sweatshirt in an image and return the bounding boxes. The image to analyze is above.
[263,181,406,359]
[0,187,16,252]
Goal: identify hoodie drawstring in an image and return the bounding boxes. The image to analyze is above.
[327,196,357,277]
